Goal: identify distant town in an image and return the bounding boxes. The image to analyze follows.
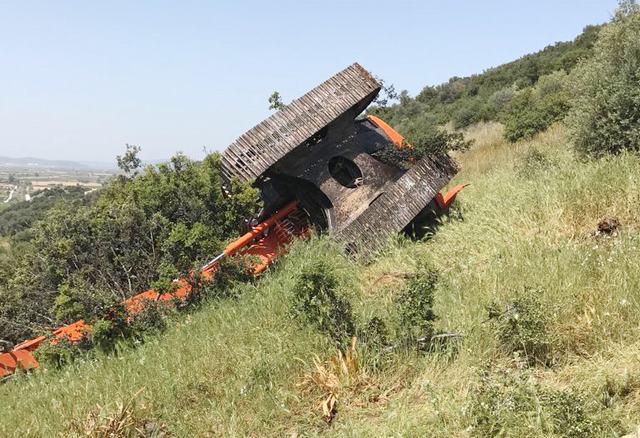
[0,156,117,206]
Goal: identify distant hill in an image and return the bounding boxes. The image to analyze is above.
[0,156,116,171]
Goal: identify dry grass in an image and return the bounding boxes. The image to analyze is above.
[299,337,371,423]
[69,388,168,437]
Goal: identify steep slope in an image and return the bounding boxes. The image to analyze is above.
[3,123,640,436]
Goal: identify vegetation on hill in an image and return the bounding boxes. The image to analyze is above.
[4,121,640,436]
[0,151,259,346]
[0,186,88,239]
[2,2,640,436]
[566,4,640,156]
[370,23,601,145]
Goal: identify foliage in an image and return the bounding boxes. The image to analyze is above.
[5,125,640,435]
[469,366,618,437]
[469,366,542,436]
[517,147,553,178]
[369,25,600,131]
[116,144,142,176]
[370,113,472,169]
[487,289,555,366]
[502,70,570,142]
[566,3,640,156]
[0,152,260,345]
[34,337,91,369]
[393,263,438,346]
[290,260,356,345]
[0,186,87,237]
[268,91,285,110]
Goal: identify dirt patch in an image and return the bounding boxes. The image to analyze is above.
[595,217,621,237]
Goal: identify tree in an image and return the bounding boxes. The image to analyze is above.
[116,144,142,175]
[268,91,285,111]
[566,2,640,155]
[0,151,261,344]
[373,78,399,107]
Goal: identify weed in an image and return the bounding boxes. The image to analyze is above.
[394,263,438,347]
[517,147,553,178]
[488,289,555,366]
[291,260,356,345]
[469,365,543,437]
[359,317,390,352]
[71,388,168,437]
[34,337,91,369]
[542,389,619,438]
[299,337,370,424]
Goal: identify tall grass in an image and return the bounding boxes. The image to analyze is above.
[3,123,640,436]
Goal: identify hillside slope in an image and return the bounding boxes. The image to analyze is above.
[3,123,640,437]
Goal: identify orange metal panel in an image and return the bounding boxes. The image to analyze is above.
[367,115,408,149]
[435,183,469,209]
[13,350,38,370]
[13,335,47,352]
[0,352,17,378]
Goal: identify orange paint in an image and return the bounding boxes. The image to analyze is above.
[435,183,469,209]
[367,115,408,149]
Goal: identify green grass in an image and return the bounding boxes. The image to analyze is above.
[3,123,640,437]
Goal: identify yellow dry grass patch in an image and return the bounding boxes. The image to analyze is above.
[298,337,373,423]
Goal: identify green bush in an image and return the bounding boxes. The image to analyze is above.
[452,97,486,129]
[34,337,90,369]
[503,71,570,142]
[469,366,542,436]
[566,4,640,156]
[0,151,260,345]
[394,263,438,346]
[516,147,554,178]
[488,289,555,366]
[484,85,517,119]
[371,115,472,170]
[469,366,620,437]
[290,260,355,345]
[360,316,390,352]
[543,389,619,438]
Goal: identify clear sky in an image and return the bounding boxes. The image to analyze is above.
[0,0,619,163]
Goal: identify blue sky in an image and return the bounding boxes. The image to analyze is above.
[0,0,619,163]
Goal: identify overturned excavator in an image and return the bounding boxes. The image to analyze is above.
[221,63,463,265]
[1,63,464,379]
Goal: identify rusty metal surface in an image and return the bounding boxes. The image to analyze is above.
[336,153,459,257]
[221,63,381,182]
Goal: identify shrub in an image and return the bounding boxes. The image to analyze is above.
[0,151,260,346]
[484,85,517,119]
[90,305,134,353]
[502,71,570,142]
[469,366,542,436]
[566,3,640,156]
[394,263,438,346]
[542,389,619,438]
[371,116,472,170]
[469,366,620,437]
[34,337,90,369]
[205,255,254,300]
[52,280,115,323]
[487,289,554,366]
[359,317,390,352]
[516,147,553,178]
[290,261,355,345]
[452,98,485,129]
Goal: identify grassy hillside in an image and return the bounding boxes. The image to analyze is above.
[3,122,640,437]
